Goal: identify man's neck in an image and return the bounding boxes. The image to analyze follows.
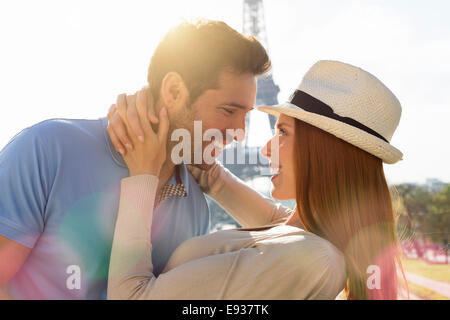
[151,99,175,191]
[157,160,176,192]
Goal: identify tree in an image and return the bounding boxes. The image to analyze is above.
[427,185,450,263]
[394,183,449,262]
[394,184,433,258]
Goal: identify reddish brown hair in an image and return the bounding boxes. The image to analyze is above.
[147,19,271,103]
[293,119,407,299]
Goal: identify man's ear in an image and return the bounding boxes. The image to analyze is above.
[160,72,189,110]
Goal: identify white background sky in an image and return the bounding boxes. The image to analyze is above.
[0,0,449,185]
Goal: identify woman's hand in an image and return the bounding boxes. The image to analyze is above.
[107,87,159,156]
[118,90,169,177]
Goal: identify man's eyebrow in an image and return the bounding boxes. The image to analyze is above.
[225,103,254,111]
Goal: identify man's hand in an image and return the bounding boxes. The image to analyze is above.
[107,87,159,156]
[0,234,31,299]
[0,287,11,300]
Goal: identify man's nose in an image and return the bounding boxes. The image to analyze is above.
[235,116,246,141]
[228,117,246,143]
[233,127,246,143]
[224,129,245,145]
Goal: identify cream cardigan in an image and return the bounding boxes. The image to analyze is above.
[107,163,346,300]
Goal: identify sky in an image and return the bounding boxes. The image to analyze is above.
[0,0,449,185]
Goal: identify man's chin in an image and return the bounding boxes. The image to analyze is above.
[190,147,223,170]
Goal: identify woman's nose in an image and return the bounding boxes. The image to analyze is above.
[260,138,271,159]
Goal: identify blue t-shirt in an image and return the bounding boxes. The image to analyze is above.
[0,118,210,299]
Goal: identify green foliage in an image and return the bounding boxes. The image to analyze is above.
[394,183,449,249]
[428,185,450,245]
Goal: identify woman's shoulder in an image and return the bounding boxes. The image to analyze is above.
[276,225,345,268]
[244,224,347,299]
[279,226,347,298]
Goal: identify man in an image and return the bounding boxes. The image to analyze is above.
[0,20,270,299]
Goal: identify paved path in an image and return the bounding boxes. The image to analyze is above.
[404,271,450,299]
[398,288,422,300]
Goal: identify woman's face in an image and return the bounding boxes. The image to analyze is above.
[260,114,297,200]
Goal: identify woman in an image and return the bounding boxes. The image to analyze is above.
[107,60,407,300]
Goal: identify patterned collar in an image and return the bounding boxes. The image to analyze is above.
[154,165,187,208]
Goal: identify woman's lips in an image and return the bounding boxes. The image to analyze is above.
[270,162,281,182]
[269,163,281,174]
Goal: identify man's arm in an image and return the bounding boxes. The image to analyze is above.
[0,123,53,298]
[0,235,31,298]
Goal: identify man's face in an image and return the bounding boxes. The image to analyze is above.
[170,70,257,168]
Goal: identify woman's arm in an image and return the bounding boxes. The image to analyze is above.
[108,177,342,300]
[188,162,293,228]
[107,174,237,299]
[107,174,157,299]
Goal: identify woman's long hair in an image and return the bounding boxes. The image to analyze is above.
[293,119,407,300]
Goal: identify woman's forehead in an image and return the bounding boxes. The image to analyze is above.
[276,114,295,127]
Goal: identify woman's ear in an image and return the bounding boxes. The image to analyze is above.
[160,72,189,110]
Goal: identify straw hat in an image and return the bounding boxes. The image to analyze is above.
[258,60,403,164]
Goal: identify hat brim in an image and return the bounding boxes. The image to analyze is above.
[258,103,403,164]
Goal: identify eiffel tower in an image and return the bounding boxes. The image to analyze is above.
[220,0,279,178]
[210,0,281,230]
[243,0,279,135]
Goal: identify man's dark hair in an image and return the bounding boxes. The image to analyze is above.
[147,19,271,103]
